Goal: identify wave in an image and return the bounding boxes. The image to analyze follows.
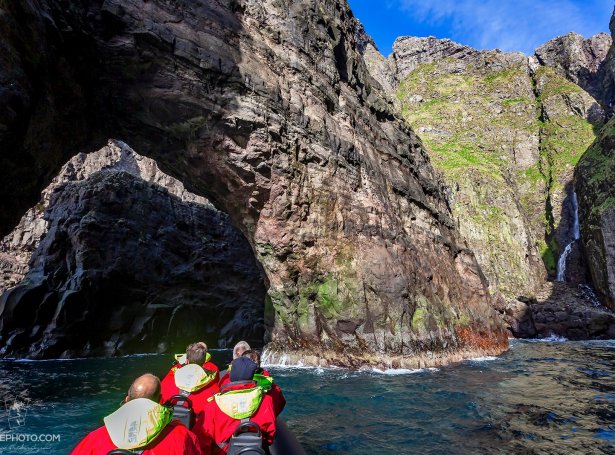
[467,356,498,362]
[263,360,439,375]
[6,357,90,362]
[369,367,439,375]
[2,352,165,362]
[524,334,569,343]
[264,362,343,371]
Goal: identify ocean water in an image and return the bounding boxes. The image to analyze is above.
[0,340,614,454]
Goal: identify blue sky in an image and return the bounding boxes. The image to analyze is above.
[347,0,613,56]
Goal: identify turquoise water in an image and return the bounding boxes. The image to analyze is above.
[0,340,614,454]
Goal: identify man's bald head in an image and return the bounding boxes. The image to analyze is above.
[233,341,251,359]
[126,373,161,403]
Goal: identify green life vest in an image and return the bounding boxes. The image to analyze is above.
[104,398,171,450]
[252,374,273,393]
[174,363,217,393]
[213,384,264,420]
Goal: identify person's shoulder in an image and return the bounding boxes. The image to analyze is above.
[71,426,112,454]
[163,421,198,441]
[155,421,202,454]
[203,361,219,372]
[162,365,180,378]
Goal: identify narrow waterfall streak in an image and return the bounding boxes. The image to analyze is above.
[556,191,580,282]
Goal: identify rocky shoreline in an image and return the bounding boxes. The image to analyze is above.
[262,342,509,370]
[497,282,615,340]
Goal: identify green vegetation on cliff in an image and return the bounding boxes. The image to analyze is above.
[534,66,602,271]
[576,117,615,220]
[397,57,600,292]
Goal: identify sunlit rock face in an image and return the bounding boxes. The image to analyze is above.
[0,0,508,365]
[0,141,266,358]
[534,32,612,109]
[382,35,606,301]
[352,29,615,340]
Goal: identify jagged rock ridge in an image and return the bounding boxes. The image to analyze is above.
[535,32,613,110]
[1,139,211,293]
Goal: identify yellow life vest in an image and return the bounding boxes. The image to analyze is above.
[104,398,171,450]
[213,385,264,420]
[174,351,211,365]
[174,363,217,393]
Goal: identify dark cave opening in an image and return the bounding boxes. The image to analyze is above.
[0,142,268,358]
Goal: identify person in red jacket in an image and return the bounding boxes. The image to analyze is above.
[71,373,201,455]
[218,340,251,387]
[161,342,220,422]
[193,357,277,454]
[240,350,286,416]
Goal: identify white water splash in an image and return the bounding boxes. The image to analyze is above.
[578,284,603,308]
[370,367,439,375]
[467,356,498,362]
[525,334,569,342]
[556,191,580,282]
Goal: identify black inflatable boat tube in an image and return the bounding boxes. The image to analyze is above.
[269,418,305,455]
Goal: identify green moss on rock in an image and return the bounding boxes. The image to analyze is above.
[396,56,599,292]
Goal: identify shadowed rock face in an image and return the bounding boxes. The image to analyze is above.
[0,141,266,358]
[575,117,615,311]
[494,282,615,340]
[0,0,508,365]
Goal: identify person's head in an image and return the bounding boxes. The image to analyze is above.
[186,342,208,365]
[241,349,261,367]
[125,373,161,404]
[229,357,258,382]
[232,341,251,359]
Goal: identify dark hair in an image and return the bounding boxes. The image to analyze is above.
[186,342,207,365]
[241,349,261,366]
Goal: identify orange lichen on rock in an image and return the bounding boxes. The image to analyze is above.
[456,326,508,351]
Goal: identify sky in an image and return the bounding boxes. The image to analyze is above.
[347,0,614,56]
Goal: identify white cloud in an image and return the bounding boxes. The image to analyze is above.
[396,0,612,54]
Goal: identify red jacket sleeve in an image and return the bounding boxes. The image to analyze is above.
[160,367,179,403]
[258,395,277,446]
[70,431,97,454]
[179,428,202,455]
[71,427,115,454]
[192,402,216,454]
[269,384,286,416]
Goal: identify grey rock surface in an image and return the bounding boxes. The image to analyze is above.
[1,139,210,293]
[498,282,615,340]
[391,36,525,83]
[535,32,612,108]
